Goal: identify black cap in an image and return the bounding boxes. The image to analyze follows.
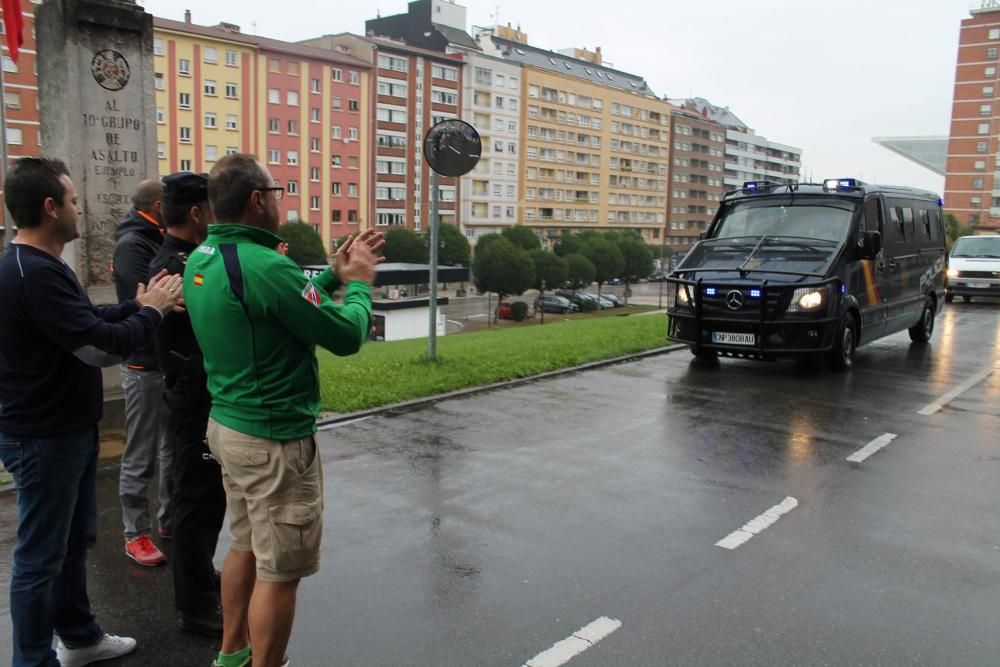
[162,171,208,207]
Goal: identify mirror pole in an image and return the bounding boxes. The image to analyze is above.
[428,170,440,362]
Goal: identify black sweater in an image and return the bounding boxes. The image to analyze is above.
[112,209,164,370]
[0,243,162,436]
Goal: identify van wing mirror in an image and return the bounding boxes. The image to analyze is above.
[861,231,882,259]
[698,231,707,241]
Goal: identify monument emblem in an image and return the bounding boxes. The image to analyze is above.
[90,49,130,91]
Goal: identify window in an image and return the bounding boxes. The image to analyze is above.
[332,182,342,196]
[431,64,458,81]
[203,46,217,63]
[973,177,985,189]
[268,88,280,104]
[157,142,166,159]
[348,183,358,197]
[975,159,986,170]
[204,112,217,128]
[155,106,164,124]
[268,118,279,133]
[988,47,998,61]
[287,151,299,165]
[287,61,300,76]
[991,28,1000,40]
[986,66,996,78]
[494,95,504,109]
[310,108,321,123]
[332,125,342,139]
[287,180,298,195]
[180,159,192,171]
[179,92,191,109]
[378,80,407,97]
[978,141,989,153]
[6,127,23,146]
[268,149,280,164]
[378,54,408,72]
[287,90,299,106]
[204,80,217,96]
[433,90,457,105]
[180,126,191,143]
[310,196,320,210]
[288,119,299,135]
[226,114,237,130]
[226,146,238,156]
[509,76,518,90]
[332,210,342,222]
[985,86,995,98]
[310,137,320,152]
[225,82,238,98]
[206,145,218,162]
[311,78,321,94]
[331,96,342,110]
[376,107,407,123]
[155,73,164,90]
[154,38,164,55]
[979,123,991,135]
[982,104,993,116]
[226,50,238,66]
[332,67,342,82]
[349,99,359,112]
[178,58,190,76]
[348,156,358,169]
[310,167,320,181]
[349,71,359,85]
[331,155,342,167]
[287,209,299,221]
[348,127,358,140]
[349,210,359,223]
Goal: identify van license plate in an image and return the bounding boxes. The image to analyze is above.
[712,332,755,345]
[968,282,990,288]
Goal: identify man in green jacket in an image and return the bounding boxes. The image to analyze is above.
[184,154,382,667]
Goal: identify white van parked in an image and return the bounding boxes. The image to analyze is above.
[945,235,1000,303]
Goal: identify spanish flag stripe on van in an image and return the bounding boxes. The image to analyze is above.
[860,260,880,306]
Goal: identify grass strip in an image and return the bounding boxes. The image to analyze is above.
[318,312,669,413]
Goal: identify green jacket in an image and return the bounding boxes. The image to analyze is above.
[184,223,372,440]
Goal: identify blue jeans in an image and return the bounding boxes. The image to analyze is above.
[0,427,104,667]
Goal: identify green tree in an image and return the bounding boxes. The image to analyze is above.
[554,231,582,257]
[945,213,971,250]
[473,232,504,255]
[437,222,471,265]
[278,221,326,266]
[529,249,568,291]
[619,238,654,303]
[564,253,596,289]
[501,225,541,251]
[582,238,624,297]
[473,237,535,322]
[383,228,428,264]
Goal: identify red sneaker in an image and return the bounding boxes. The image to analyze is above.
[124,534,166,566]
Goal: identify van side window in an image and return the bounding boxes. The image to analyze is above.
[885,206,904,246]
[930,208,943,242]
[901,207,915,241]
[917,208,931,241]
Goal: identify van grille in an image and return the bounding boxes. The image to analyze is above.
[699,288,785,320]
[959,271,1000,279]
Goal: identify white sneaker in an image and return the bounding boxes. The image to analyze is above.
[56,633,137,667]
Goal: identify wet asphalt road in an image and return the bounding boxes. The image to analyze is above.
[3,302,1000,666]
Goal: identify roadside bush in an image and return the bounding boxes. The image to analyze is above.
[511,301,529,321]
[579,298,599,313]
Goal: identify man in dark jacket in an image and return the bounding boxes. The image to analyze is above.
[0,157,183,667]
[112,179,172,567]
[150,172,226,637]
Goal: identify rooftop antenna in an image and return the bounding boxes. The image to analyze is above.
[251,20,257,35]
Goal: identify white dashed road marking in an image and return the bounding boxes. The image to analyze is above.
[847,432,898,463]
[918,366,997,415]
[715,496,799,550]
[521,617,622,667]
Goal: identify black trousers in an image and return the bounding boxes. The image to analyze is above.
[166,370,226,614]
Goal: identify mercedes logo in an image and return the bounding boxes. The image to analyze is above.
[725,290,744,310]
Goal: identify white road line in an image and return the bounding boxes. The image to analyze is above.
[917,365,998,415]
[521,617,622,667]
[847,432,898,463]
[317,416,372,431]
[715,496,798,550]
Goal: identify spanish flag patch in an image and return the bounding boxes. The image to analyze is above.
[193,273,204,287]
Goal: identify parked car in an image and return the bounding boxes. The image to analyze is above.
[581,292,615,309]
[602,294,626,307]
[608,277,624,286]
[536,294,578,314]
[497,300,535,320]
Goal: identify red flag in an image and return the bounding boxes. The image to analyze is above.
[2,0,22,64]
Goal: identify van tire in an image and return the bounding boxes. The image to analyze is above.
[945,293,954,303]
[826,314,857,372]
[909,298,935,343]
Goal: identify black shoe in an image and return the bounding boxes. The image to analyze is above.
[177,606,223,637]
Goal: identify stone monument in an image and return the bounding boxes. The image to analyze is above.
[36,0,157,304]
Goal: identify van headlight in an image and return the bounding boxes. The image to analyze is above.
[946,268,959,279]
[788,287,825,312]
[676,285,691,306]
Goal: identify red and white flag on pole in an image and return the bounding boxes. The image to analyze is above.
[2,0,23,64]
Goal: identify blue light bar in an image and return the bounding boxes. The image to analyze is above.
[705,287,717,296]
[749,289,761,298]
[823,178,862,192]
[937,198,944,207]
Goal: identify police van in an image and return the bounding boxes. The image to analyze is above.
[666,179,946,370]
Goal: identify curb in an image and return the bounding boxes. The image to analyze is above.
[317,342,687,428]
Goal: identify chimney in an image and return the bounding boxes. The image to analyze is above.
[184,9,191,24]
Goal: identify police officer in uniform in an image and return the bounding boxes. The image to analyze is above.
[149,172,226,636]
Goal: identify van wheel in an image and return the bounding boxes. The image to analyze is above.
[909,298,935,343]
[826,314,856,372]
[945,293,954,303]
[963,296,972,303]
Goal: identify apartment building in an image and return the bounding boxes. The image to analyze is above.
[944,2,1000,229]
[479,29,671,245]
[665,106,726,250]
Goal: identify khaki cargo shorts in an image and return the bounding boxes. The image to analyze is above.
[207,418,323,582]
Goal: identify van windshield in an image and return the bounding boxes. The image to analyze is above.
[951,236,1000,258]
[714,197,858,243]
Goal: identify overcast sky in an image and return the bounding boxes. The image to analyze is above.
[137,0,975,194]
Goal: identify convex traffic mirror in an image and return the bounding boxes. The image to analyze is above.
[423,119,482,177]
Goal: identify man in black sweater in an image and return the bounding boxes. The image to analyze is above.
[0,158,182,666]
[112,179,173,567]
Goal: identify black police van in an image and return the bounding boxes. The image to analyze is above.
[666,178,946,370]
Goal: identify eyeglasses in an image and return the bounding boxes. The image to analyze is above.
[259,186,284,201]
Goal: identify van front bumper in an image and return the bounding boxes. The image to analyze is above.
[668,312,838,357]
[946,279,1000,298]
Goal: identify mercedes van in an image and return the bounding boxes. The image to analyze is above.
[666,179,946,370]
